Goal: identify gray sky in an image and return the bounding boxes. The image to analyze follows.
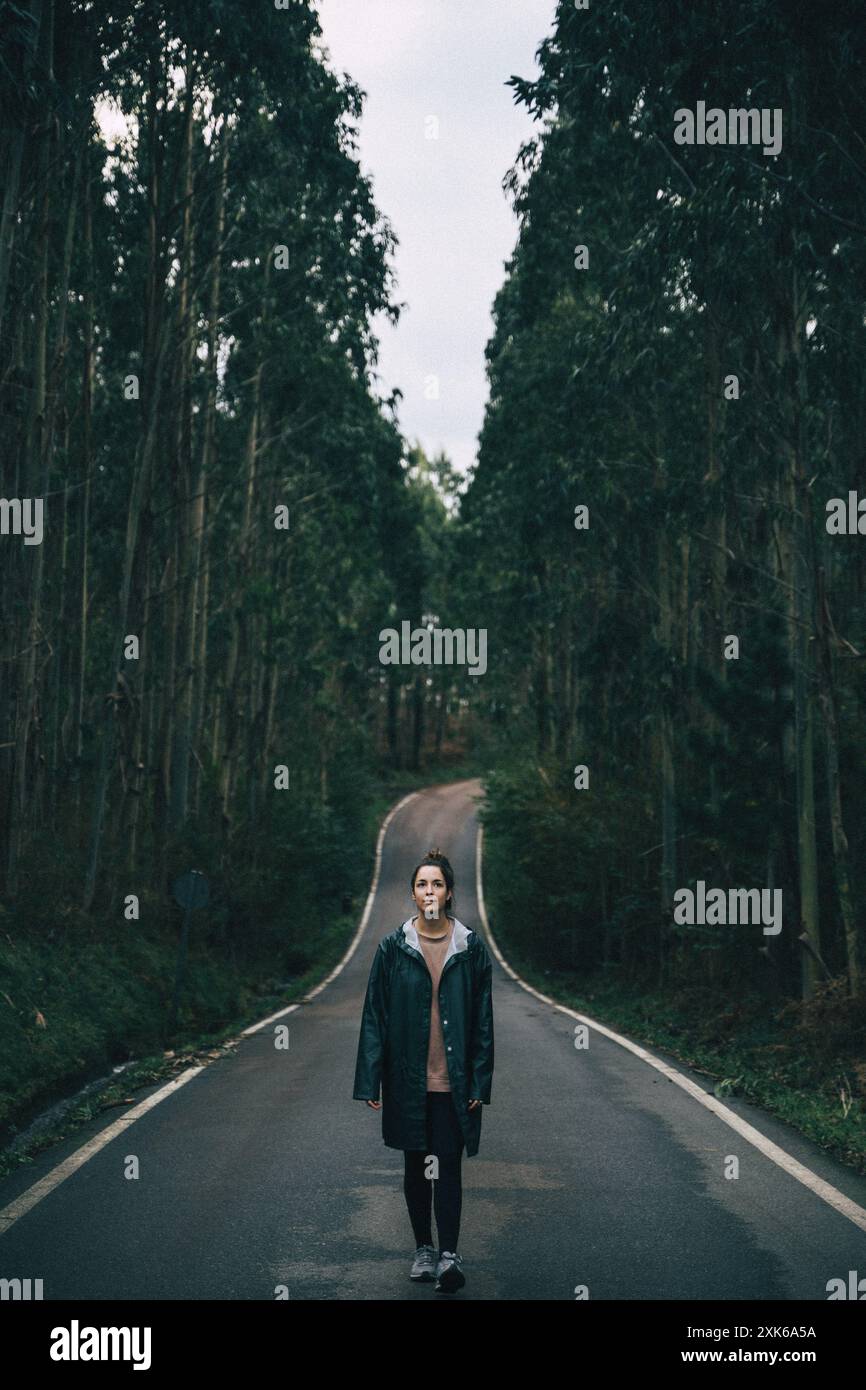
[314,0,556,480]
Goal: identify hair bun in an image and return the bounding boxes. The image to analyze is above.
[427,846,444,858]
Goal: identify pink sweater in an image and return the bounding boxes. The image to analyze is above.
[418,921,453,1091]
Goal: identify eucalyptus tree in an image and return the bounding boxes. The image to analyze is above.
[0,0,417,916]
[466,0,865,995]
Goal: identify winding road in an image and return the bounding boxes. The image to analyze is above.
[1,777,865,1300]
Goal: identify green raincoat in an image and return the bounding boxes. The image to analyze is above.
[353,916,494,1156]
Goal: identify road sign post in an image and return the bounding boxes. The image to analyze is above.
[168,870,210,1035]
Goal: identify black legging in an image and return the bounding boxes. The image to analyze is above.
[403,1092,464,1253]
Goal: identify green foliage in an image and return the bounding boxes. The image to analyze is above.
[462,0,866,1003]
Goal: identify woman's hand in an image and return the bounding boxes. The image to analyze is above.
[467,1098,482,1111]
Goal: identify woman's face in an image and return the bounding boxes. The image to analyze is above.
[413,864,450,921]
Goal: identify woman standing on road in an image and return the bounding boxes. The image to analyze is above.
[353,846,494,1294]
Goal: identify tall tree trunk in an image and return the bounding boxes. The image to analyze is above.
[776,257,821,999]
[220,256,271,830]
[191,128,229,815]
[83,11,170,910]
[82,307,173,910]
[46,118,85,825]
[411,669,424,770]
[169,66,198,832]
[534,559,550,757]
[434,669,446,759]
[71,149,95,818]
[657,532,677,920]
[7,0,54,894]
[0,0,44,337]
[652,431,677,937]
[815,572,859,994]
[386,676,399,765]
[703,307,729,821]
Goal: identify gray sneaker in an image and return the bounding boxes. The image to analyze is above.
[434,1250,465,1293]
[409,1244,437,1281]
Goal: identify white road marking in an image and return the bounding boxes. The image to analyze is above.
[15,785,855,1250]
[0,1069,203,1234]
[0,791,420,1236]
[474,820,866,1236]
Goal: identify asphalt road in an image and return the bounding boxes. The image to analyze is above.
[1,777,865,1300]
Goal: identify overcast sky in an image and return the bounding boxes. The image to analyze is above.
[314,0,556,480]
